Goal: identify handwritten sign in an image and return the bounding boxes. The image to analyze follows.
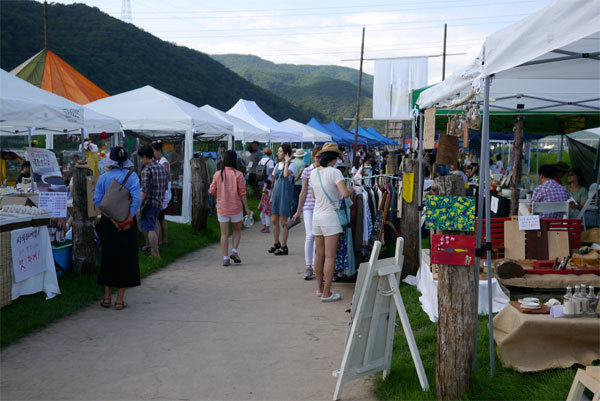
[423,108,436,150]
[518,215,540,231]
[26,147,60,175]
[11,227,46,282]
[39,192,68,218]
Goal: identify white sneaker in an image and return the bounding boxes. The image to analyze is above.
[321,293,341,302]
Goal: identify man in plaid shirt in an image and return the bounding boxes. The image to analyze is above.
[529,164,569,219]
[138,144,168,258]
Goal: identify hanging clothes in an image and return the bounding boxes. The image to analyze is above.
[335,197,355,277]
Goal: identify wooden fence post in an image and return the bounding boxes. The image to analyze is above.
[400,158,420,277]
[433,174,478,400]
[510,116,524,215]
[190,157,209,231]
[72,166,96,275]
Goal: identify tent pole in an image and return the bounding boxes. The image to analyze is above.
[558,134,564,162]
[536,139,540,186]
[417,113,423,275]
[28,127,33,148]
[482,76,495,377]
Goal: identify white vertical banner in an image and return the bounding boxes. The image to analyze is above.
[373,58,428,120]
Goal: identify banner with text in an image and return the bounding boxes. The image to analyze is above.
[26,147,67,217]
[11,226,46,282]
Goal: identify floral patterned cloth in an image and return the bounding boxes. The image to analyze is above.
[425,195,476,231]
[259,190,272,215]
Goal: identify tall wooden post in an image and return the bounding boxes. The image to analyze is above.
[434,174,477,400]
[353,27,366,155]
[190,157,209,231]
[510,116,524,215]
[72,166,96,275]
[399,158,420,277]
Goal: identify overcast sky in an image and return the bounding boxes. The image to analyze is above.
[47,0,553,83]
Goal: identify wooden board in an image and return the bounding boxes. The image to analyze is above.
[526,221,549,260]
[509,301,550,315]
[423,108,436,150]
[86,175,101,218]
[436,134,459,166]
[548,231,569,260]
[504,217,526,260]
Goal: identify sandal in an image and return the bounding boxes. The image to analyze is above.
[268,242,281,253]
[114,301,128,310]
[100,298,111,308]
[274,245,288,256]
[230,253,242,264]
[139,246,151,252]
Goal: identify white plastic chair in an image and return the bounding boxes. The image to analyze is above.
[531,201,570,219]
[577,183,599,230]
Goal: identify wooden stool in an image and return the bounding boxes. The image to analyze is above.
[567,366,600,401]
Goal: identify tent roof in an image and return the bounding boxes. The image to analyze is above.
[0,68,120,134]
[227,99,302,142]
[367,126,398,145]
[280,119,332,143]
[200,105,269,142]
[306,118,345,143]
[416,0,599,133]
[11,49,109,105]
[87,86,232,135]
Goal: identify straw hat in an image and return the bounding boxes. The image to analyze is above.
[293,149,306,158]
[318,143,342,155]
[264,148,273,155]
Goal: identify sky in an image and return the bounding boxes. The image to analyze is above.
[46,0,554,83]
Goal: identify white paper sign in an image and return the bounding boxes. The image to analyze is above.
[491,196,499,214]
[38,192,68,218]
[11,227,46,283]
[518,215,540,231]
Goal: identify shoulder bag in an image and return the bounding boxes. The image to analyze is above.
[98,170,135,222]
[316,168,349,228]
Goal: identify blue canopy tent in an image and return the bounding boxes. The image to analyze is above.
[324,121,368,146]
[307,118,353,145]
[367,126,398,146]
[357,126,384,146]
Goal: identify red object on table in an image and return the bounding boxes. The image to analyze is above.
[431,234,476,266]
[533,260,555,269]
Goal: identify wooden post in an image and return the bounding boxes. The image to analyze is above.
[353,27,366,155]
[190,157,209,231]
[434,174,477,401]
[72,166,96,275]
[510,116,524,215]
[399,158,420,277]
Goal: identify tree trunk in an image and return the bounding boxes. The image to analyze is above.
[400,158,420,277]
[434,174,478,401]
[510,116,524,215]
[72,166,96,275]
[191,157,209,231]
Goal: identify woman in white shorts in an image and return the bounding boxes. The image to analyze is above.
[309,143,351,302]
[209,150,252,266]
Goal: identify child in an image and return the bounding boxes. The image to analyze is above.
[259,181,272,233]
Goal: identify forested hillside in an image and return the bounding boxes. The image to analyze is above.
[213,54,376,129]
[0,0,319,122]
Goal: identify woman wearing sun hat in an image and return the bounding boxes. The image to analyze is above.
[291,148,306,215]
[309,143,351,302]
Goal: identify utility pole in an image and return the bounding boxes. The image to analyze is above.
[442,24,447,80]
[121,0,132,23]
[43,1,49,49]
[353,27,365,155]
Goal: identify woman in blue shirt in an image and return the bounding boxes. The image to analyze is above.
[94,147,141,310]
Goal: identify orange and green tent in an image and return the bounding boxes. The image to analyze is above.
[10,49,109,105]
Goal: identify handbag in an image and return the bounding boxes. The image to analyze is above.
[98,170,135,222]
[316,168,349,228]
[284,217,302,230]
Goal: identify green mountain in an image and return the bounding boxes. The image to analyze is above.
[0,0,318,123]
[212,54,376,129]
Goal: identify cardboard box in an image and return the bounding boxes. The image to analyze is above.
[0,193,39,207]
[86,176,101,218]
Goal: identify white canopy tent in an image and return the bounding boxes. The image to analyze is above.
[0,68,121,150]
[415,0,600,376]
[280,119,333,143]
[87,85,233,224]
[200,104,269,143]
[227,99,302,143]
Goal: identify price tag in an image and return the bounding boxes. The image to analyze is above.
[518,215,540,231]
[38,192,67,218]
[490,196,499,214]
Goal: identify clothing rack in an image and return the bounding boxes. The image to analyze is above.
[344,174,402,182]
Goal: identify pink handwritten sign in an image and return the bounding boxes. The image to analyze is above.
[431,234,476,266]
[10,227,46,282]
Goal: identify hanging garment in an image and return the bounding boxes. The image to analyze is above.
[335,198,356,276]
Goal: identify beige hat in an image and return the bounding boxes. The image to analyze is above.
[294,149,306,158]
[318,143,342,156]
[264,148,273,155]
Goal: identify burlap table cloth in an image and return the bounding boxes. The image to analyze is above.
[493,304,600,372]
[501,273,600,289]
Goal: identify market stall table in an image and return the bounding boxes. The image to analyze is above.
[493,303,600,372]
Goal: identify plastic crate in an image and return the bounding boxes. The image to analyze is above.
[52,240,72,276]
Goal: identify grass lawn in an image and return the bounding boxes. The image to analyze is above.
[1,198,258,348]
[375,284,577,401]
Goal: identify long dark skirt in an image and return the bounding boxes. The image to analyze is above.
[97,216,140,288]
